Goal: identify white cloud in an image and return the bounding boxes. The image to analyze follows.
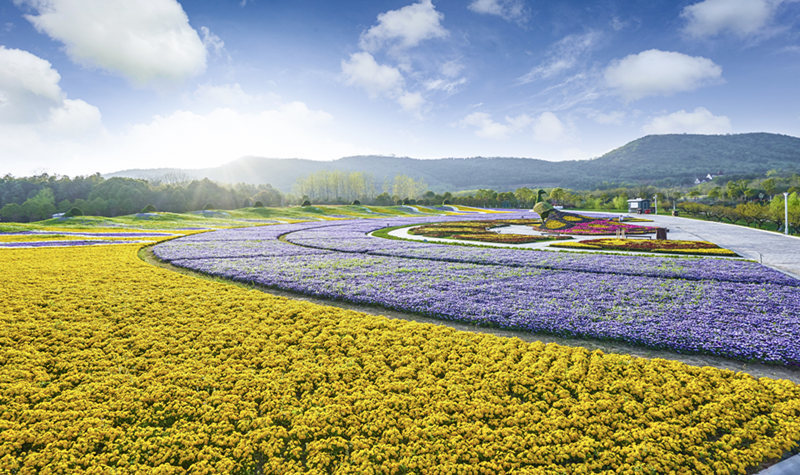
[460,111,568,142]
[642,107,732,134]
[468,0,527,22]
[16,0,207,85]
[0,46,62,114]
[532,112,567,142]
[0,46,104,175]
[341,52,405,98]
[341,52,427,114]
[424,60,467,95]
[682,0,778,38]
[604,49,722,100]
[519,31,601,84]
[440,60,464,78]
[359,0,448,52]
[1,84,369,176]
[460,112,532,139]
[0,46,101,131]
[397,91,425,114]
[200,26,225,57]
[45,98,102,135]
[424,77,467,94]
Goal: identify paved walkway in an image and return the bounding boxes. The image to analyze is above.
[642,214,800,279]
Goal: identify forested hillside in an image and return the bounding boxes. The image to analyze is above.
[107,133,800,191]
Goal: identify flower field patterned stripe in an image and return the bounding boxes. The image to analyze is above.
[275,219,799,287]
[166,251,800,366]
[154,219,800,365]
[0,239,153,248]
[2,244,800,472]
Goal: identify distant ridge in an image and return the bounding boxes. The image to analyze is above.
[107,133,800,191]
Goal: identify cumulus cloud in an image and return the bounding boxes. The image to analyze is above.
[460,110,568,143]
[642,107,732,134]
[2,82,368,176]
[0,46,104,175]
[532,112,567,142]
[341,51,426,114]
[604,49,722,101]
[341,52,405,98]
[15,0,208,85]
[359,0,447,52]
[0,46,101,131]
[468,0,527,22]
[519,31,602,84]
[681,0,779,38]
[0,46,62,115]
[459,112,532,139]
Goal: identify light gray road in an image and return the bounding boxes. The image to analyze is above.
[641,214,800,279]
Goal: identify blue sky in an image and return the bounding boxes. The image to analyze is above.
[1,0,799,176]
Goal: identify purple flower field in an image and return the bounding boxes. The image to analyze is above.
[153,217,800,365]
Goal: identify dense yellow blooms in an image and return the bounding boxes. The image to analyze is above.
[1,243,799,473]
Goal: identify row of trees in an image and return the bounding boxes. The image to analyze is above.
[0,175,283,222]
[293,171,428,205]
[678,194,799,232]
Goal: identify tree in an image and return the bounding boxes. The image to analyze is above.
[514,187,534,208]
[549,187,567,205]
[391,175,427,201]
[374,192,392,206]
[475,189,497,208]
[612,193,628,211]
[497,191,517,208]
[736,202,768,228]
[762,178,777,198]
[20,187,56,221]
[725,179,749,201]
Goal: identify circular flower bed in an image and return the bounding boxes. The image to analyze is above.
[409,219,570,244]
[533,211,658,235]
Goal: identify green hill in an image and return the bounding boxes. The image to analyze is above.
[107,133,800,191]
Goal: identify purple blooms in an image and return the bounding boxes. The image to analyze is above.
[153,217,800,366]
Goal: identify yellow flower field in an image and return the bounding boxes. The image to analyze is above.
[1,242,799,473]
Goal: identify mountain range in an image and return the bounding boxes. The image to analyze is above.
[107,133,800,192]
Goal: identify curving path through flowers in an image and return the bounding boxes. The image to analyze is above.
[153,216,800,370]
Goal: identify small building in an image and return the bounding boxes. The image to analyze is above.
[627,198,653,214]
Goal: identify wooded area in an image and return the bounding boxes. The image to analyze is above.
[2,169,799,232]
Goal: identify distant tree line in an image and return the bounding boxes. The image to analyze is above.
[0,174,284,222]
[293,171,428,206]
[3,169,799,233]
